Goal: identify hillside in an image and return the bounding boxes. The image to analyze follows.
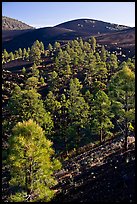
[2,35,135,202]
[2,26,86,52]
[2,16,35,43]
[96,27,135,47]
[55,18,130,35]
[2,16,35,30]
[2,18,135,59]
[53,136,135,202]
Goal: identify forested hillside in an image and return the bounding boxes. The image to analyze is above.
[2,37,135,202]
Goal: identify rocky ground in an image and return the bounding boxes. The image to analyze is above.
[53,135,135,202]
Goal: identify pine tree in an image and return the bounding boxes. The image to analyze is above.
[18,48,23,58]
[89,36,96,52]
[48,71,59,92]
[25,77,39,90]
[21,67,26,75]
[107,53,118,80]
[30,41,42,65]
[3,49,9,62]
[109,65,135,149]
[48,43,53,54]
[14,50,19,59]
[30,63,39,77]
[39,42,45,53]
[54,41,61,51]
[45,91,61,115]
[8,119,61,202]
[91,90,114,143]
[23,48,27,60]
[67,78,89,148]
[100,45,107,62]
[7,88,53,134]
[9,52,14,61]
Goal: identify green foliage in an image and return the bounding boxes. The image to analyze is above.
[9,52,14,61]
[14,50,19,59]
[25,77,39,89]
[100,45,107,62]
[109,65,135,143]
[22,67,26,75]
[91,90,114,142]
[48,43,53,53]
[107,54,118,79]
[45,91,61,115]
[18,48,23,58]
[23,48,27,60]
[2,37,135,157]
[40,76,45,85]
[89,36,96,52]
[39,41,45,53]
[67,78,89,147]
[54,41,61,51]
[8,119,61,202]
[30,40,42,65]
[8,88,53,134]
[48,71,59,92]
[2,37,135,202]
[3,49,9,62]
[30,63,39,77]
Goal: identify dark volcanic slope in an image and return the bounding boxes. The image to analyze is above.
[2,18,134,53]
[2,27,85,52]
[2,30,35,43]
[2,16,35,43]
[53,136,135,202]
[2,16,34,30]
[55,18,130,35]
[96,27,135,47]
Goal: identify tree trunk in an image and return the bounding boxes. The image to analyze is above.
[100,128,103,144]
[125,91,128,150]
[25,156,33,202]
[125,118,128,150]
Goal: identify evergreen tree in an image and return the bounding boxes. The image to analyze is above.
[100,45,107,62]
[48,71,59,92]
[18,48,23,58]
[107,53,118,80]
[21,67,26,75]
[95,52,101,62]
[8,119,61,202]
[109,65,135,149]
[25,52,29,61]
[39,42,44,53]
[40,76,45,85]
[89,36,96,52]
[48,43,53,54]
[30,41,42,65]
[126,58,135,72]
[67,78,89,148]
[14,50,19,59]
[7,88,53,134]
[3,49,9,62]
[66,64,72,77]
[9,52,14,61]
[23,48,27,60]
[27,47,31,54]
[91,90,114,143]
[45,91,61,116]
[30,63,39,77]
[25,77,39,90]
[54,41,61,51]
